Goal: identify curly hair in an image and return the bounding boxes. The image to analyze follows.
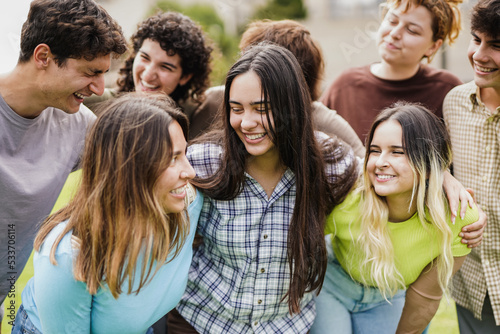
[19,0,127,65]
[383,0,462,46]
[117,11,213,104]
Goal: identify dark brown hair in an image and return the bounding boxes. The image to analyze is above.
[239,19,324,101]
[193,43,357,313]
[117,11,213,104]
[471,0,500,39]
[19,0,127,64]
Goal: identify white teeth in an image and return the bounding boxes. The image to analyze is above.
[74,92,84,99]
[377,175,394,180]
[141,80,158,89]
[170,186,185,194]
[476,65,496,73]
[246,133,265,140]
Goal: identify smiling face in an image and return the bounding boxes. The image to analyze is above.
[42,54,110,114]
[468,30,500,91]
[366,120,415,205]
[155,121,196,213]
[377,3,442,67]
[229,70,277,162]
[132,39,192,96]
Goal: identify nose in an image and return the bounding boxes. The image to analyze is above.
[240,110,258,130]
[142,63,156,81]
[375,153,389,169]
[180,158,196,180]
[89,75,105,96]
[389,24,403,39]
[472,42,489,63]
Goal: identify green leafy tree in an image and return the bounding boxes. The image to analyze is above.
[253,0,307,21]
[152,1,240,86]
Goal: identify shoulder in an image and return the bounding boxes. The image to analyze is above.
[443,81,476,111]
[420,66,462,86]
[317,131,357,177]
[37,220,73,257]
[455,203,480,230]
[83,88,117,112]
[187,142,223,178]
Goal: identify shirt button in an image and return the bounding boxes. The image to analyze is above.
[484,260,490,266]
[263,234,268,239]
[483,175,488,182]
[483,232,488,239]
[258,299,262,304]
[254,321,258,326]
[261,268,265,273]
[485,145,491,152]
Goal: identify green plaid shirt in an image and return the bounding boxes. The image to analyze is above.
[443,81,500,325]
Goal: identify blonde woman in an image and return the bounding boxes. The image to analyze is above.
[311,103,480,334]
[12,93,201,334]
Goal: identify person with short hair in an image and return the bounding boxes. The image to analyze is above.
[443,0,500,331]
[0,0,126,325]
[321,0,463,144]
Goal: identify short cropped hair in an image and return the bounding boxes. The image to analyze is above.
[19,0,127,65]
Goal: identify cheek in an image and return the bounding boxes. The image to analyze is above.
[467,44,476,63]
[229,114,240,131]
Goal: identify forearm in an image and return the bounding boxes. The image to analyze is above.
[396,285,441,334]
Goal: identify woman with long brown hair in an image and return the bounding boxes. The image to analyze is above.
[12,93,201,333]
[166,43,359,333]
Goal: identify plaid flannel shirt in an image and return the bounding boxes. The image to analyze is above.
[177,135,355,333]
[443,81,500,325]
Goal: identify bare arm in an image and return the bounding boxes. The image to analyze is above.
[396,256,466,333]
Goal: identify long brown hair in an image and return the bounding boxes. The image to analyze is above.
[35,93,190,297]
[192,43,358,313]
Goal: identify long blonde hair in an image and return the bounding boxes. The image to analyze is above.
[356,102,453,298]
[34,93,190,297]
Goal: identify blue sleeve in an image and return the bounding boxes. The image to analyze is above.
[34,251,92,333]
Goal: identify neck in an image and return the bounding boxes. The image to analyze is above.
[0,65,47,119]
[246,152,286,198]
[371,61,421,81]
[386,196,417,222]
[479,86,500,114]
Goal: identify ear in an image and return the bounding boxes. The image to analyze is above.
[33,44,52,69]
[424,39,443,59]
[178,73,193,86]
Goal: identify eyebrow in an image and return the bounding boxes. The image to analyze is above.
[389,11,423,30]
[89,68,109,75]
[369,144,404,149]
[471,32,500,44]
[228,100,269,106]
[139,50,178,69]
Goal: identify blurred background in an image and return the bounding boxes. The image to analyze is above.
[0,1,477,333]
[0,0,477,92]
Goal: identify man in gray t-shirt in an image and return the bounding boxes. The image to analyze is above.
[0,0,127,326]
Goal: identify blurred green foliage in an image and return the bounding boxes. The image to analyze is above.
[151,1,240,86]
[253,0,307,21]
[148,0,308,86]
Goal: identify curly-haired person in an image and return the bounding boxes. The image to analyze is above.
[85,11,214,140]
